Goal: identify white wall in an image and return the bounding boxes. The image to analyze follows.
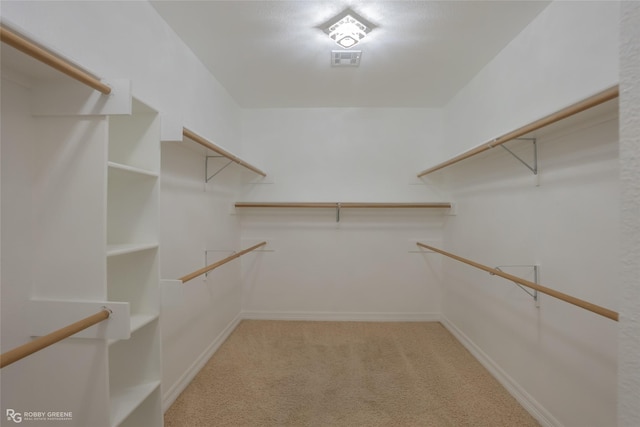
[441,112,619,427]
[0,0,248,412]
[619,2,640,425]
[439,1,619,163]
[159,141,246,408]
[239,108,448,320]
[437,2,620,426]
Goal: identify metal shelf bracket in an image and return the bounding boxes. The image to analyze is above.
[500,138,537,175]
[206,155,233,182]
[490,264,540,307]
[204,249,235,277]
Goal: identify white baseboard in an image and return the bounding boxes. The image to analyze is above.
[162,313,242,412]
[440,315,563,427]
[241,310,441,322]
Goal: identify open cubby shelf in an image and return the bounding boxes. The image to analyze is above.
[106,99,162,426]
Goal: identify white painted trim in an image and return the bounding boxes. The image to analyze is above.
[160,113,184,142]
[440,315,563,427]
[162,314,242,412]
[241,310,441,322]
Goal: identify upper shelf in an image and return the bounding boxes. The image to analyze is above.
[417,85,619,177]
[235,202,452,209]
[234,202,453,222]
[182,127,267,178]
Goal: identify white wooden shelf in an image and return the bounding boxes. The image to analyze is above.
[106,313,157,346]
[106,97,162,426]
[116,387,162,427]
[107,166,158,247]
[183,127,267,178]
[109,381,161,427]
[130,313,158,335]
[106,243,159,257]
[234,201,454,222]
[109,100,160,173]
[130,313,158,334]
[416,86,619,177]
[235,202,452,209]
[108,320,161,425]
[108,161,158,178]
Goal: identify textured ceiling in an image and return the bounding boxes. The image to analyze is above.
[151,1,550,108]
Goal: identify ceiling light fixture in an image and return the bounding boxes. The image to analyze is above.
[322,10,373,49]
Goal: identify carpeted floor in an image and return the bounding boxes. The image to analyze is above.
[164,320,540,427]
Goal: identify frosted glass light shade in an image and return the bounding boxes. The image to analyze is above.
[325,14,370,49]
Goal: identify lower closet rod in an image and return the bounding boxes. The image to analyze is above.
[179,241,267,283]
[0,308,112,369]
[416,242,618,321]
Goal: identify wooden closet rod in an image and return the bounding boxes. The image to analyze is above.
[0,308,112,369]
[417,85,619,177]
[182,128,267,177]
[0,25,111,95]
[416,242,618,322]
[235,202,452,208]
[179,241,267,283]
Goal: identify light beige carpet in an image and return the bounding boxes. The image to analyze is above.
[164,321,540,427]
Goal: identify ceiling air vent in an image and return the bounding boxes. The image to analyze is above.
[331,50,362,67]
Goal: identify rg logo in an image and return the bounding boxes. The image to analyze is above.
[6,409,22,423]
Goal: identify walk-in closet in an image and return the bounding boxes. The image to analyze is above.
[1,1,638,426]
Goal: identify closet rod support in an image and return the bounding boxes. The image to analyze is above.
[491,265,540,306]
[205,249,236,277]
[500,138,537,175]
[206,156,234,182]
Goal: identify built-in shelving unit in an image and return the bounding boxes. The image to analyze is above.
[1,26,163,426]
[106,99,162,426]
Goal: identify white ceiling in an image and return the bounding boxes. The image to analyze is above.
[150,1,550,108]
